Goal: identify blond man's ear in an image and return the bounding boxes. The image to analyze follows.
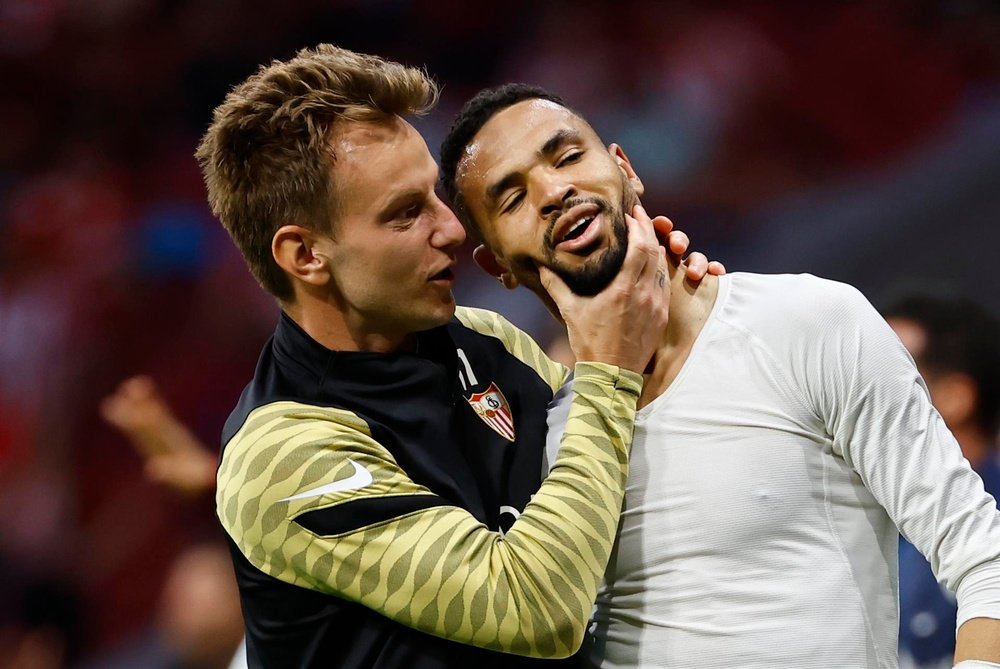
[272,225,333,288]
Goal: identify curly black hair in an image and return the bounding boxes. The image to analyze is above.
[439,83,569,237]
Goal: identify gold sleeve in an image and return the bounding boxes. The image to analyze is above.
[217,363,641,658]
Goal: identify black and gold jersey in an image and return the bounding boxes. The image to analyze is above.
[217,307,642,669]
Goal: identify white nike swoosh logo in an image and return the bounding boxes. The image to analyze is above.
[279,460,374,502]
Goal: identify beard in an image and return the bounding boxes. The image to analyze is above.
[541,187,633,297]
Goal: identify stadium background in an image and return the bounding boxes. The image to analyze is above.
[0,0,998,666]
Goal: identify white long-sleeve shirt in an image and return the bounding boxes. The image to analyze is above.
[545,273,1000,669]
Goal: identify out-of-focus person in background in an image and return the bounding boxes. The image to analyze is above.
[0,578,81,669]
[78,543,244,669]
[99,376,248,669]
[883,294,1000,669]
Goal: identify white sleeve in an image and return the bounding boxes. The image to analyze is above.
[227,637,247,669]
[799,282,1000,629]
[543,376,575,477]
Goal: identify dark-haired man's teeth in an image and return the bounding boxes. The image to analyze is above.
[566,216,594,240]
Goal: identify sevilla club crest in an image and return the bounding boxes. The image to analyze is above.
[466,382,516,442]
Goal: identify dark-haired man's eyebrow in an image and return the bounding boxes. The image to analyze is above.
[539,128,580,159]
[485,128,581,209]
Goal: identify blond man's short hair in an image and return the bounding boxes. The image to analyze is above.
[196,44,438,300]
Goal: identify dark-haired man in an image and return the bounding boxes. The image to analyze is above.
[883,294,1000,669]
[441,84,1000,668]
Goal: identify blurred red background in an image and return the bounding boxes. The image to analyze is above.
[0,1,997,666]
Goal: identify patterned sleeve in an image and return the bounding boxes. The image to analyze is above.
[216,362,641,658]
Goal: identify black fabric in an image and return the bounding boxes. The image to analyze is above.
[222,311,578,669]
[294,494,446,536]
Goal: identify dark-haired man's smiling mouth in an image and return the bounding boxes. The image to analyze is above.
[552,203,604,253]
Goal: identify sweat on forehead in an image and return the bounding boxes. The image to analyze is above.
[439,84,583,205]
[462,102,580,174]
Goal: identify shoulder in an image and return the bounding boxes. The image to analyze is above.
[721,273,875,340]
[215,400,445,587]
[453,306,568,394]
[454,305,536,344]
[216,400,428,532]
[726,272,867,314]
[217,401,381,505]
[712,274,897,406]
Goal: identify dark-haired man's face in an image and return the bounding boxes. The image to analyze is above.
[454,99,642,302]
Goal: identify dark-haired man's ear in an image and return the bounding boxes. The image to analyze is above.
[473,244,519,290]
[273,225,333,288]
[608,143,644,198]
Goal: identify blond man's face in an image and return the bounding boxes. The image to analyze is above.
[321,117,465,337]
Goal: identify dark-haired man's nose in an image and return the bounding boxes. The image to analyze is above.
[538,178,576,220]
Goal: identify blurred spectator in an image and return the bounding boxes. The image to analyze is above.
[78,543,244,669]
[883,293,1000,669]
[99,376,248,669]
[0,576,82,669]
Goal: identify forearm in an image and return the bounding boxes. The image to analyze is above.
[955,617,1000,663]
[351,362,640,656]
[482,361,641,653]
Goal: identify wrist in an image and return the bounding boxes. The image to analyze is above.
[574,353,646,375]
[572,362,644,399]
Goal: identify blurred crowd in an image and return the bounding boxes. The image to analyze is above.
[0,1,998,667]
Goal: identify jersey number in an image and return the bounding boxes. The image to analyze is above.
[456,348,479,391]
